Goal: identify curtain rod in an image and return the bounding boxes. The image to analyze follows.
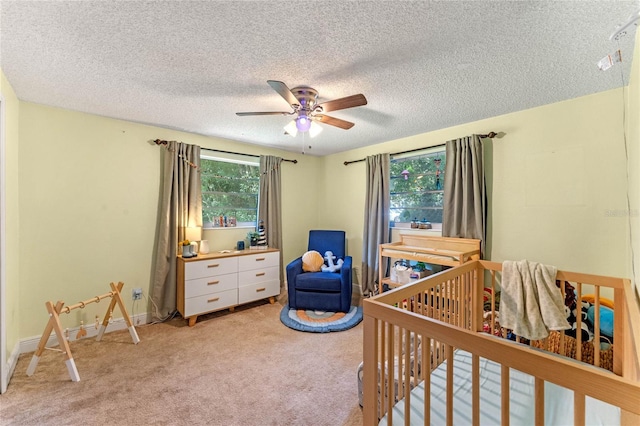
[153,139,298,164]
[343,132,498,166]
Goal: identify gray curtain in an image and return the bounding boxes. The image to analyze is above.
[151,141,202,320]
[361,153,390,296]
[442,134,486,256]
[259,155,284,288]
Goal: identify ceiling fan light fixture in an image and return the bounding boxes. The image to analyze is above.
[309,121,323,138]
[296,115,312,132]
[284,120,298,137]
[238,80,367,135]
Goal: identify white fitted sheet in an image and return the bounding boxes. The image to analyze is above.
[379,349,619,426]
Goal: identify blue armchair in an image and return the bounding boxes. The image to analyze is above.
[286,230,352,313]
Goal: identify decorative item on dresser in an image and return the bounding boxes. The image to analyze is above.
[177,248,280,327]
[257,219,267,248]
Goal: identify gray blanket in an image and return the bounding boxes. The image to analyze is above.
[499,260,570,340]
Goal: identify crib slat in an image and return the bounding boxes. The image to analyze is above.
[452,277,457,325]
[574,392,585,426]
[535,378,544,425]
[439,283,444,323]
[397,327,404,401]
[461,274,465,328]
[404,329,410,426]
[576,282,583,362]
[424,336,431,426]
[594,289,601,368]
[413,330,419,390]
[363,315,378,425]
[455,276,460,327]
[491,270,496,335]
[446,344,454,426]
[469,270,474,329]
[472,354,480,426]
[613,288,624,375]
[501,365,510,426]
[381,321,387,418]
[560,281,566,356]
[387,323,394,424]
[466,271,471,328]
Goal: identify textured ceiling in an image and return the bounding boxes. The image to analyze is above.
[1,1,638,156]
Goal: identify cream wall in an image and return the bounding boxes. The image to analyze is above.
[17,102,320,338]
[1,70,20,371]
[627,29,639,298]
[322,88,630,281]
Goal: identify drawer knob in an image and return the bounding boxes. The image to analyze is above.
[256,258,265,261]
[256,287,266,292]
[207,280,220,285]
[255,272,266,277]
[207,264,220,268]
[207,297,220,303]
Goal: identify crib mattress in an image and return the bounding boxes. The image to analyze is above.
[379,349,619,426]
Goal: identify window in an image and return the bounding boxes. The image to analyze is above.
[390,148,446,224]
[201,154,260,228]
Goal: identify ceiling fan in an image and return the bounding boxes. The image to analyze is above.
[236,80,367,137]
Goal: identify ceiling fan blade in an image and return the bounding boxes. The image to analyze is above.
[316,94,367,113]
[267,80,300,108]
[236,111,291,116]
[314,114,355,130]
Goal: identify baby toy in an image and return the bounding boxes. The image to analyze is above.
[322,251,343,273]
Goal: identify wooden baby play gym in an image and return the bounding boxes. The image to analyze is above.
[26,282,140,382]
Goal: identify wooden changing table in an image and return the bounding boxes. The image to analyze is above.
[379,235,481,289]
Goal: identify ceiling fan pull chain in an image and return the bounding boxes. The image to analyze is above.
[302,132,306,155]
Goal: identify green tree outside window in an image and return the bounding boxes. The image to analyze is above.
[201,158,259,226]
[390,150,446,224]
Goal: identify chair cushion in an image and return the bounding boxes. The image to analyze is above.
[302,250,324,272]
[296,271,343,292]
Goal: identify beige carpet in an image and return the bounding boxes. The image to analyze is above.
[1,299,364,425]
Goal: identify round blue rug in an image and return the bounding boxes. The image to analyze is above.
[280,304,363,333]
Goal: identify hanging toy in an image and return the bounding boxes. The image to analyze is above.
[434,158,442,190]
[76,321,87,340]
[95,315,100,329]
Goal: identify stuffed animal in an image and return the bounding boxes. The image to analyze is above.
[321,251,344,273]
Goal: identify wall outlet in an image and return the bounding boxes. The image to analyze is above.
[132,288,142,300]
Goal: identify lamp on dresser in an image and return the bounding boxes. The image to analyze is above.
[185,226,202,255]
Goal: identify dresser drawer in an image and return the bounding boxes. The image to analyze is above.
[238,280,280,305]
[238,266,279,287]
[185,257,238,280]
[184,288,237,316]
[184,273,238,299]
[238,251,279,270]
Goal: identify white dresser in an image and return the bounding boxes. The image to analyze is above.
[177,248,280,326]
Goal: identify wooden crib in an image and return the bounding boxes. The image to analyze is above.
[363,260,640,425]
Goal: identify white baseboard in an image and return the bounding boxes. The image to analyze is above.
[353,283,363,296]
[4,342,19,391]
